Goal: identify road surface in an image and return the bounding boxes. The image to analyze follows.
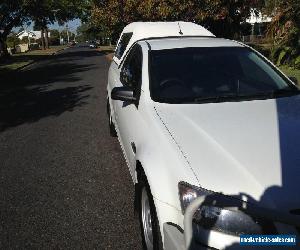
[0,45,142,249]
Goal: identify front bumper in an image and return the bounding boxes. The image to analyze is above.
[164,196,300,250]
[163,223,214,250]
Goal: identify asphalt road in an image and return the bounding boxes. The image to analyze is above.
[0,45,142,249]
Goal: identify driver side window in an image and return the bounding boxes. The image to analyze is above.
[121,44,142,90]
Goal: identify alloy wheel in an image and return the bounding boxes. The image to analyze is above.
[141,187,154,250]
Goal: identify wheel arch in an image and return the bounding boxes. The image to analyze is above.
[134,159,182,247]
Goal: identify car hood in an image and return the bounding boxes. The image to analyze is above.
[154,96,300,212]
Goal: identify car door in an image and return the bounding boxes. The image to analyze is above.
[113,44,143,178]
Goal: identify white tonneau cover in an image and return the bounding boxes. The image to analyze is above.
[113,21,215,65]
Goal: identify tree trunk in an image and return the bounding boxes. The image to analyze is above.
[44,27,49,49]
[41,29,45,50]
[0,34,9,58]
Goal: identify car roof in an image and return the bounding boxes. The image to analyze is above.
[144,37,244,51]
[122,21,215,38]
[113,22,215,65]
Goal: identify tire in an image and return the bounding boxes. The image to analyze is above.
[107,99,117,137]
[137,174,163,250]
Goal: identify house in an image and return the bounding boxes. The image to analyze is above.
[17,30,51,40]
[246,9,272,36]
[247,9,272,26]
[243,9,272,43]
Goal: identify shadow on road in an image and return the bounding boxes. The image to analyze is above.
[0,50,96,132]
[56,48,106,59]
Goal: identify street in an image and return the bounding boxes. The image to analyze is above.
[0,45,142,249]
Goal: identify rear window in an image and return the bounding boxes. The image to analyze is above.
[115,32,133,59]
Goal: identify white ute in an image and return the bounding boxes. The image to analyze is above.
[107,22,300,250]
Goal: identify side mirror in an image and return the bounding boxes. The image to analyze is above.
[111,86,136,102]
[289,76,298,85]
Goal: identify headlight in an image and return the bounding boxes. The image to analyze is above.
[178,182,276,236]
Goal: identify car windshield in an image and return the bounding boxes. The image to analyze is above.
[149,47,298,103]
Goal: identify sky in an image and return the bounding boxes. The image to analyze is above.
[13,18,81,34]
[50,19,81,32]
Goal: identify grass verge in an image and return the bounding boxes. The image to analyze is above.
[96,46,115,62]
[0,45,67,74]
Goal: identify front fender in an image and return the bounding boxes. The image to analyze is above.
[135,141,199,230]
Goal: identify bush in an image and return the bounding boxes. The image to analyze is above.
[6,35,21,48]
[271,44,300,69]
[266,0,300,69]
[249,43,271,58]
[49,37,60,46]
[295,56,300,69]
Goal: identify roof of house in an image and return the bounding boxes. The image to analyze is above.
[17,30,47,39]
[113,22,215,65]
[17,30,36,38]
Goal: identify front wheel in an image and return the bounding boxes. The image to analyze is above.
[137,176,163,250]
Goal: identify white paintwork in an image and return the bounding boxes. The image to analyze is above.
[147,37,243,51]
[113,21,215,65]
[154,95,300,211]
[107,22,300,250]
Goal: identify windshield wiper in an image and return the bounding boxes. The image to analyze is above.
[193,96,224,103]
[164,89,300,104]
[269,88,300,98]
[192,89,300,104]
[192,93,269,103]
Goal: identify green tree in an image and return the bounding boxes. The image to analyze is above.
[76,22,107,43]
[0,0,91,56]
[0,0,31,57]
[6,32,21,49]
[192,0,260,38]
[29,0,91,49]
[91,0,259,41]
[49,29,61,45]
[263,0,300,68]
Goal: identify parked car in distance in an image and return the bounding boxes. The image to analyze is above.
[107,22,300,250]
[69,41,76,47]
